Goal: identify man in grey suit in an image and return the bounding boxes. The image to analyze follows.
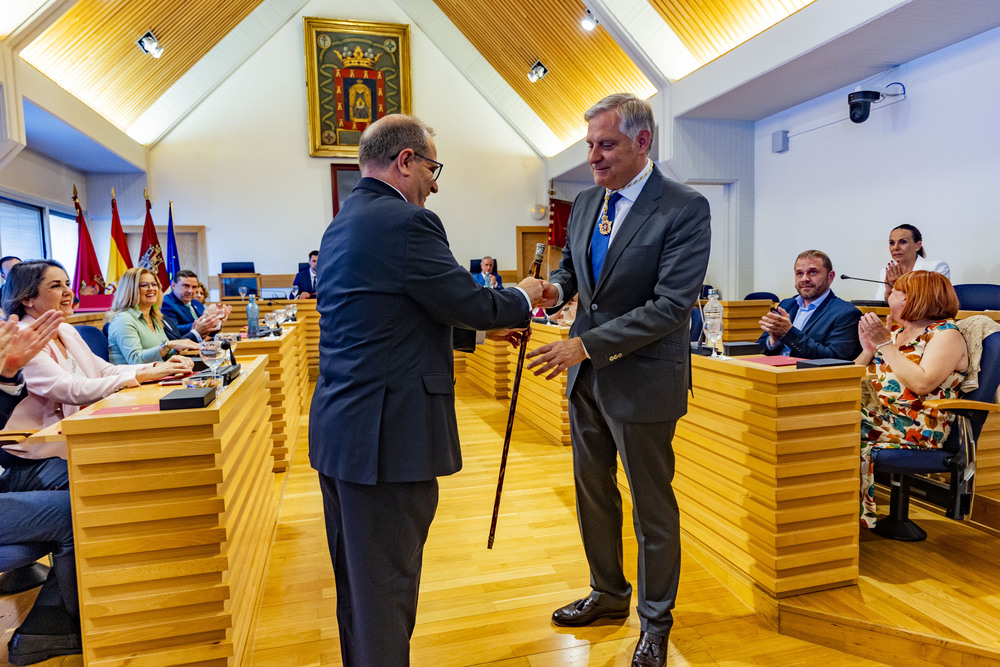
[310,114,544,666]
[528,93,711,667]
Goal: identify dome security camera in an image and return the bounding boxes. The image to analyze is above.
[848,90,882,124]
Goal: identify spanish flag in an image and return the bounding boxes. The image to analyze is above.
[105,188,133,292]
[138,189,169,290]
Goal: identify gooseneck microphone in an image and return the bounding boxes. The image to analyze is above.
[840,274,887,285]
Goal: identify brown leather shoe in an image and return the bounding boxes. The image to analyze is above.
[631,631,667,667]
[551,597,629,627]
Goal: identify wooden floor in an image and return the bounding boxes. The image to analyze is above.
[247,378,883,667]
[11,376,1000,665]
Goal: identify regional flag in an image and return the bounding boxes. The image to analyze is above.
[165,201,180,284]
[106,189,133,292]
[71,186,105,297]
[137,191,169,290]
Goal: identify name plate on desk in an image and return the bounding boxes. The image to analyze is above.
[159,387,216,410]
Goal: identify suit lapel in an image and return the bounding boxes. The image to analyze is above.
[593,170,664,295]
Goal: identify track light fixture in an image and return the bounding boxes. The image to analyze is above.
[581,9,599,31]
[136,31,163,58]
[527,60,548,83]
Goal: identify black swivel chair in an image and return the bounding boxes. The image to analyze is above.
[75,324,109,362]
[744,291,779,303]
[871,331,1000,541]
[690,307,703,343]
[953,284,1000,311]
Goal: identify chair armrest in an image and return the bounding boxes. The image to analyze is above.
[0,430,37,446]
[924,399,999,412]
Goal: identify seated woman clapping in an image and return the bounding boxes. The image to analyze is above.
[855,270,969,528]
[1,260,193,433]
[108,268,199,365]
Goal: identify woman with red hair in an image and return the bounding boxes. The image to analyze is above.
[855,270,968,528]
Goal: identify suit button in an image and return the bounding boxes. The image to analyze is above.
[609,353,622,361]
[591,303,598,311]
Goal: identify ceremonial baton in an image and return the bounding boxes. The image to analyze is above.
[488,242,546,549]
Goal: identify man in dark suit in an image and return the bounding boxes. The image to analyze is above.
[757,250,862,360]
[161,269,226,341]
[472,256,503,289]
[527,93,711,667]
[292,250,319,298]
[0,310,82,665]
[309,114,544,666]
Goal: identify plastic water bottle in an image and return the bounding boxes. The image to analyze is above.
[247,294,260,339]
[703,289,723,358]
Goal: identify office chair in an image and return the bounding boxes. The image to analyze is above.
[871,331,1000,541]
[952,284,1000,311]
[469,259,500,275]
[75,324,109,362]
[221,262,256,274]
[690,307,703,343]
[744,291,779,303]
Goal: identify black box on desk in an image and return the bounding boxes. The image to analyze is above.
[723,341,761,356]
[159,387,216,410]
[795,358,854,369]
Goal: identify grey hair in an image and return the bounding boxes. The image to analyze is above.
[584,93,654,151]
[358,114,435,171]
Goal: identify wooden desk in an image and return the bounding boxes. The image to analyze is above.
[721,299,770,342]
[59,355,277,666]
[67,311,109,328]
[855,305,1000,323]
[234,326,308,471]
[465,339,511,399]
[673,355,864,617]
[509,323,570,446]
[223,299,319,374]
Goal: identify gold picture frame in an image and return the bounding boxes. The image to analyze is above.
[304,18,411,158]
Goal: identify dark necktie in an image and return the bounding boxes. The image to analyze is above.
[590,192,622,281]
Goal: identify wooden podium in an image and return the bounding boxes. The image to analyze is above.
[57,356,278,666]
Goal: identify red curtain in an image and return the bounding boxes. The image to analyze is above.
[548,198,572,248]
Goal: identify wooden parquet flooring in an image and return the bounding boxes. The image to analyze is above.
[248,377,884,666]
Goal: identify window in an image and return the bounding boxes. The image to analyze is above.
[48,210,78,281]
[0,197,45,261]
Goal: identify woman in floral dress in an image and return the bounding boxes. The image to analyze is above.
[855,271,968,528]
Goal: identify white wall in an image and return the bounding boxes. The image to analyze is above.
[148,0,544,278]
[754,25,1000,301]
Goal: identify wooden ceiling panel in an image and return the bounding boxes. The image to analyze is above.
[432,0,656,146]
[20,0,267,131]
[646,0,817,63]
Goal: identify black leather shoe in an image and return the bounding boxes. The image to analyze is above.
[7,630,82,666]
[632,631,667,667]
[551,597,629,627]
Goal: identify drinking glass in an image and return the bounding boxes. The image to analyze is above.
[263,312,276,336]
[274,307,286,329]
[703,321,723,358]
[215,332,239,365]
[199,340,225,384]
[288,304,298,321]
[290,285,300,299]
[238,286,248,302]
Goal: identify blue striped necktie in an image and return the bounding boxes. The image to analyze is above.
[591,191,622,281]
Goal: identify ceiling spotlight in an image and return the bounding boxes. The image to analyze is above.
[581,9,599,31]
[136,31,163,58]
[527,60,548,83]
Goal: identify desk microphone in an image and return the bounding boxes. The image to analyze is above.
[840,274,886,285]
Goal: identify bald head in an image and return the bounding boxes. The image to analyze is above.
[358,114,435,175]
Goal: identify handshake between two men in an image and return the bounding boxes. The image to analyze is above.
[486,277,583,381]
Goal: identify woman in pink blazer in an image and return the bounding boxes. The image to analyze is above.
[2,260,191,436]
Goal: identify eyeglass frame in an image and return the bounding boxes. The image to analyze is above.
[392,149,443,181]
